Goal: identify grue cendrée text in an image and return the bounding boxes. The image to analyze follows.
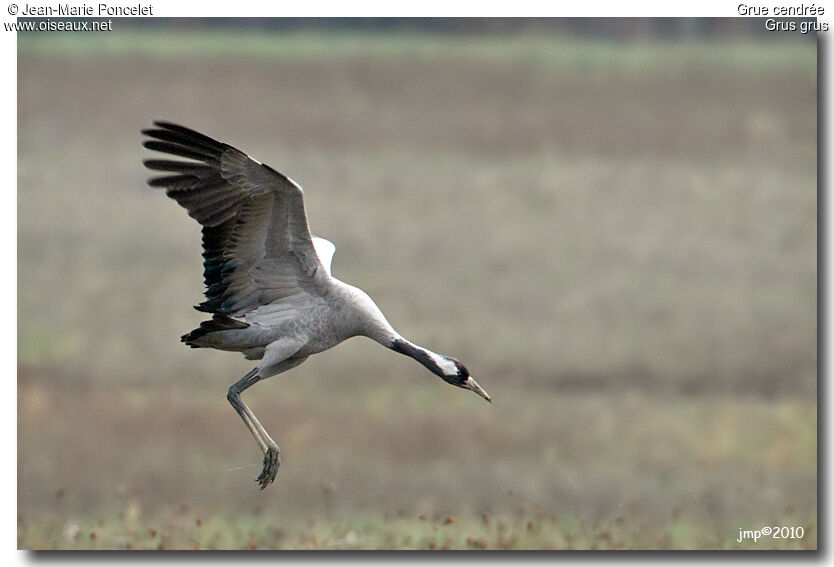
[143,122,491,489]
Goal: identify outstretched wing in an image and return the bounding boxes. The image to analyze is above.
[143,121,330,317]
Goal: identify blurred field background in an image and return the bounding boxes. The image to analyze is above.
[17,19,816,550]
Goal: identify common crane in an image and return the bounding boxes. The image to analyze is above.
[142,122,491,489]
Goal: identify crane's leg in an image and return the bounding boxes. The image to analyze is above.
[227,368,281,489]
[227,368,267,452]
[226,353,308,490]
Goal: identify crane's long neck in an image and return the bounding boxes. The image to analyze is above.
[388,337,456,378]
[350,286,453,378]
[367,324,455,378]
[348,284,492,403]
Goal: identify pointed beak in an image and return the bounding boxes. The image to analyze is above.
[462,376,492,403]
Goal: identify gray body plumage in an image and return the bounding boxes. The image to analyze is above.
[143,122,490,489]
[199,282,395,367]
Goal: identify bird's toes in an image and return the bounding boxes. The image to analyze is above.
[255,446,280,489]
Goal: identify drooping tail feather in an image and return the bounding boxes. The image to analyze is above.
[182,313,250,347]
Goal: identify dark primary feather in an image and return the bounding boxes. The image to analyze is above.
[144,159,215,177]
[142,121,327,317]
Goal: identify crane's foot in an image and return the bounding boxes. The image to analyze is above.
[256,445,280,489]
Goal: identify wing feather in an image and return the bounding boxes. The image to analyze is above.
[312,237,336,276]
[143,121,330,317]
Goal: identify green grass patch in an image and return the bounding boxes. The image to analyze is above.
[19,507,816,550]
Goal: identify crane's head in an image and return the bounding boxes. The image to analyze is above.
[389,339,492,403]
[439,357,492,403]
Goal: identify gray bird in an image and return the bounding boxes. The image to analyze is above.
[143,122,491,489]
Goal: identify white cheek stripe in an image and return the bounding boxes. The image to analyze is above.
[429,351,458,375]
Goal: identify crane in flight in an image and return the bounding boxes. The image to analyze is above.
[143,122,491,489]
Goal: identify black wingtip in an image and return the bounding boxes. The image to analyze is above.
[150,120,184,130]
[141,121,179,135]
[141,121,193,140]
[152,121,225,146]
